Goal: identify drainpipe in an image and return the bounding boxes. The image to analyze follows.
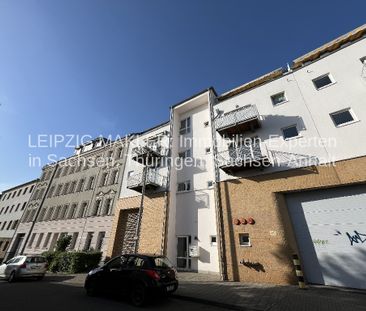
[209,90,228,281]
[134,165,148,253]
[160,107,174,256]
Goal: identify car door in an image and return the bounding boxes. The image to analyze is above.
[103,255,128,292]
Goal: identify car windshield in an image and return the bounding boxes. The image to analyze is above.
[153,257,173,269]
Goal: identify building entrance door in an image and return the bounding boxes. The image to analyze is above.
[177,236,190,270]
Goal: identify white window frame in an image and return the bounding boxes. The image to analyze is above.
[180,117,191,135]
[330,108,358,128]
[282,124,300,140]
[239,233,251,247]
[177,180,191,192]
[312,73,336,90]
[270,91,288,106]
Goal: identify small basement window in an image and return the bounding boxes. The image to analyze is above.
[239,233,251,247]
[282,125,299,140]
[203,121,209,127]
[330,108,356,127]
[271,91,287,106]
[207,181,214,188]
[360,56,366,64]
[312,74,334,90]
[205,147,211,154]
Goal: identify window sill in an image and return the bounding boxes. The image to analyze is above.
[316,81,337,91]
[284,135,303,141]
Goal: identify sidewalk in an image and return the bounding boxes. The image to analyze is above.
[46,272,366,311]
[175,273,366,311]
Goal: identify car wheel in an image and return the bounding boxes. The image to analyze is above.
[85,281,98,297]
[8,271,16,283]
[130,283,146,307]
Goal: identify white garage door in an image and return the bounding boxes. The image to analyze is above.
[286,185,366,289]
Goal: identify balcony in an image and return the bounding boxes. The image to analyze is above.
[217,143,270,173]
[132,142,167,166]
[215,105,260,136]
[127,169,167,193]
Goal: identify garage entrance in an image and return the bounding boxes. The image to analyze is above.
[286,184,366,289]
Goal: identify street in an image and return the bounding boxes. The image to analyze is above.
[0,276,225,311]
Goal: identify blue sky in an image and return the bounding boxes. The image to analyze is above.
[0,0,365,191]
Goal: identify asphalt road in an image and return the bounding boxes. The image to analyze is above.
[0,276,225,311]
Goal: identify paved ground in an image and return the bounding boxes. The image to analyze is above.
[6,273,365,311]
[0,276,226,311]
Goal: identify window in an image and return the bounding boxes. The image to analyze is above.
[78,202,88,218]
[38,235,50,251]
[68,203,78,219]
[55,184,63,196]
[62,182,70,195]
[99,173,108,187]
[17,189,21,196]
[102,198,113,215]
[23,187,28,195]
[110,170,119,185]
[83,232,94,251]
[271,91,287,106]
[239,233,251,247]
[180,117,191,135]
[62,166,69,176]
[3,241,9,251]
[69,232,79,249]
[47,186,55,198]
[21,202,27,211]
[210,235,217,246]
[90,199,101,216]
[55,167,62,178]
[69,181,77,193]
[360,56,366,64]
[12,220,19,230]
[312,74,335,90]
[116,147,123,159]
[28,233,37,248]
[35,233,44,248]
[203,121,209,127]
[77,179,85,192]
[15,203,20,212]
[178,149,191,159]
[207,181,214,188]
[59,205,69,219]
[205,147,211,154]
[330,108,356,127]
[178,180,191,192]
[282,125,299,140]
[86,176,95,190]
[95,231,105,251]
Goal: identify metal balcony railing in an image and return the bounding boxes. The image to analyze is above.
[217,143,270,171]
[215,105,260,135]
[127,169,167,191]
[132,142,167,166]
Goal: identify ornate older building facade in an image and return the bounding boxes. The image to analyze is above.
[7,137,129,259]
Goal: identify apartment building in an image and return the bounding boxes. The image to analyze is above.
[8,137,129,259]
[0,180,37,261]
[211,25,366,289]
[105,24,366,289]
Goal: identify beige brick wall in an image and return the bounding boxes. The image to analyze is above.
[106,192,167,258]
[220,156,366,284]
